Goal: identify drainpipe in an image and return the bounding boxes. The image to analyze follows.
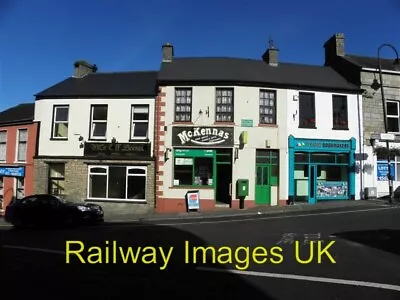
[356,93,364,199]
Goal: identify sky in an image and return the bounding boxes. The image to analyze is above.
[0,0,399,111]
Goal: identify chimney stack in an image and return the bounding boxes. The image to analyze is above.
[323,33,345,66]
[162,43,174,62]
[262,39,279,66]
[73,60,97,78]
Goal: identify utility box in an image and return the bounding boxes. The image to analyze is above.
[236,179,249,197]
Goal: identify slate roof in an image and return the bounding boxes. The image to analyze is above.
[0,103,35,125]
[343,54,400,71]
[158,57,362,93]
[35,71,159,99]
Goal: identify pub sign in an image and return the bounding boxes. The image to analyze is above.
[84,142,151,158]
[172,126,234,147]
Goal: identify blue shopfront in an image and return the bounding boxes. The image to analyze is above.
[288,135,356,204]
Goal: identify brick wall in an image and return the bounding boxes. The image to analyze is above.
[361,71,400,145]
[33,157,155,215]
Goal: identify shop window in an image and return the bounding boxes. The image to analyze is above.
[16,129,28,162]
[215,88,234,122]
[295,153,308,163]
[90,105,108,139]
[88,166,146,201]
[174,88,192,122]
[259,89,276,124]
[332,95,348,130]
[386,100,400,132]
[311,153,336,164]
[336,154,349,164]
[173,157,214,186]
[0,131,6,161]
[52,105,69,139]
[299,92,316,128]
[48,163,65,195]
[131,105,149,139]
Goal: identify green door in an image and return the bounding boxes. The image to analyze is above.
[255,165,271,204]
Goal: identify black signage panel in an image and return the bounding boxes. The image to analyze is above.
[172,126,234,147]
[83,142,151,158]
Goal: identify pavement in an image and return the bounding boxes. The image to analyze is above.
[1,201,400,299]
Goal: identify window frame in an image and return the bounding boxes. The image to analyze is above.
[174,88,193,122]
[89,105,108,140]
[259,89,277,125]
[87,165,147,202]
[16,128,28,162]
[0,130,7,162]
[386,100,400,133]
[130,104,149,140]
[298,92,316,129]
[332,95,349,130]
[47,163,66,196]
[215,87,234,123]
[51,105,69,139]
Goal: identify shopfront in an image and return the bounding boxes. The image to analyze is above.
[171,126,234,206]
[288,135,356,204]
[0,165,25,212]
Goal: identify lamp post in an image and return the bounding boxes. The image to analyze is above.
[371,43,400,204]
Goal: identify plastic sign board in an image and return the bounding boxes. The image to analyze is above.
[186,190,200,211]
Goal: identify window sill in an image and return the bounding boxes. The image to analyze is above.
[258,123,278,127]
[298,126,317,129]
[129,138,150,143]
[332,127,349,131]
[88,138,107,142]
[169,186,214,190]
[214,122,235,125]
[50,137,68,141]
[172,122,194,125]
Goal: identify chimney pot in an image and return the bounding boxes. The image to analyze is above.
[73,60,97,78]
[162,43,174,62]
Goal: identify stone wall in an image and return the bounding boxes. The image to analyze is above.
[361,71,400,145]
[33,157,155,216]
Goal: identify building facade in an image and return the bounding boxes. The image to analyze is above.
[0,103,37,214]
[33,61,158,215]
[154,42,363,213]
[324,33,400,198]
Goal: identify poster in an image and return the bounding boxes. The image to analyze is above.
[317,181,348,198]
[186,190,200,211]
[377,162,395,181]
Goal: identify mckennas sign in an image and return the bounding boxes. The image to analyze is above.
[172,126,234,147]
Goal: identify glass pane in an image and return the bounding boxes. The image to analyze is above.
[92,122,107,137]
[0,144,5,161]
[311,153,335,164]
[18,129,27,141]
[256,167,262,185]
[295,153,308,163]
[388,117,399,132]
[262,167,269,185]
[337,154,349,164]
[17,142,27,161]
[90,167,107,174]
[387,102,398,116]
[174,165,193,185]
[108,167,126,199]
[133,122,148,137]
[128,168,146,175]
[92,106,108,120]
[133,106,149,120]
[49,164,65,178]
[89,175,107,198]
[0,131,6,142]
[194,157,213,185]
[127,176,146,199]
[55,107,69,122]
[49,179,65,195]
[55,123,68,137]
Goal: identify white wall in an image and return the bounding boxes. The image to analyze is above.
[161,85,289,203]
[34,98,155,157]
[287,90,363,200]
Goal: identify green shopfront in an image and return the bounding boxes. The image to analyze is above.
[288,135,356,204]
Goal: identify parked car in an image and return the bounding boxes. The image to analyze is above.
[4,194,104,228]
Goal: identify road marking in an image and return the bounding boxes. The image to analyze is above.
[2,245,65,255]
[98,206,396,228]
[197,267,400,292]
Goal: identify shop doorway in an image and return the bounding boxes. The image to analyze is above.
[216,149,232,206]
[255,150,279,205]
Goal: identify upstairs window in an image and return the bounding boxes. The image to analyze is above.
[332,95,348,130]
[299,92,316,128]
[131,105,149,139]
[52,105,69,139]
[90,105,108,139]
[216,88,234,122]
[259,89,277,124]
[16,129,28,162]
[174,88,192,122]
[0,131,6,161]
[387,100,400,132]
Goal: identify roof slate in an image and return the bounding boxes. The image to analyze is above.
[344,54,400,71]
[158,57,361,92]
[35,71,159,99]
[0,103,35,125]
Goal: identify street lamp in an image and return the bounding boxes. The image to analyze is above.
[371,43,400,204]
